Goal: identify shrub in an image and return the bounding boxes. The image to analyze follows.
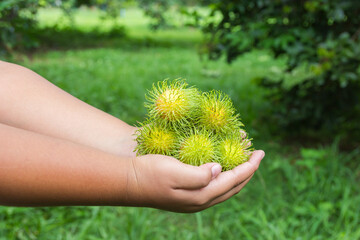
[0,0,45,54]
[199,0,360,139]
[0,0,127,55]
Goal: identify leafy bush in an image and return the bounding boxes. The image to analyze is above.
[0,0,127,55]
[0,0,45,54]
[137,0,214,30]
[200,0,360,139]
[137,0,173,29]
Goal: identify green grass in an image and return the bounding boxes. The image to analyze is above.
[1,7,360,240]
[31,8,202,51]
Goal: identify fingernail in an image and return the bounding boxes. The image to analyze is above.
[211,164,222,179]
[239,129,247,139]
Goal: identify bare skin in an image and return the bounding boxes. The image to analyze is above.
[0,60,265,213]
[0,60,136,157]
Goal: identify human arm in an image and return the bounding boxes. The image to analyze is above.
[0,122,264,212]
[0,60,136,157]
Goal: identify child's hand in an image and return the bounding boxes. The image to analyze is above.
[126,150,264,213]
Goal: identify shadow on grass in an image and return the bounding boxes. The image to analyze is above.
[31,25,127,50]
[24,25,200,55]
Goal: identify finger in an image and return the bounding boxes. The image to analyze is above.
[168,160,222,190]
[174,150,264,208]
[199,162,222,180]
[207,173,254,207]
[190,150,264,201]
[184,173,254,212]
[239,129,247,139]
[181,174,254,213]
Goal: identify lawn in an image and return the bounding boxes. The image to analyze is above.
[1,7,360,240]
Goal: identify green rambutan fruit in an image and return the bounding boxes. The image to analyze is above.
[197,90,242,135]
[145,79,200,127]
[215,132,253,171]
[135,78,255,170]
[135,122,177,156]
[177,128,216,166]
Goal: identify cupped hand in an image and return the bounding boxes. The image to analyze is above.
[126,150,265,213]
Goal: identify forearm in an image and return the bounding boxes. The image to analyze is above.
[0,61,137,157]
[0,123,136,206]
[0,122,265,211]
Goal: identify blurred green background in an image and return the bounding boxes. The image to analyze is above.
[1,1,360,239]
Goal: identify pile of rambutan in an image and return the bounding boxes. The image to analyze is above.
[135,79,253,171]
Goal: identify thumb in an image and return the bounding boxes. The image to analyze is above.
[172,162,222,190]
[199,162,222,180]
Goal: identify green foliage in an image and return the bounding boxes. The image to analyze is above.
[137,0,174,29]
[33,24,126,50]
[90,0,133,22]
[0,0,128,56]
[0,0,78,55]
[137,0,212,30]
[0,0,45,54]
[201,0,360,139]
